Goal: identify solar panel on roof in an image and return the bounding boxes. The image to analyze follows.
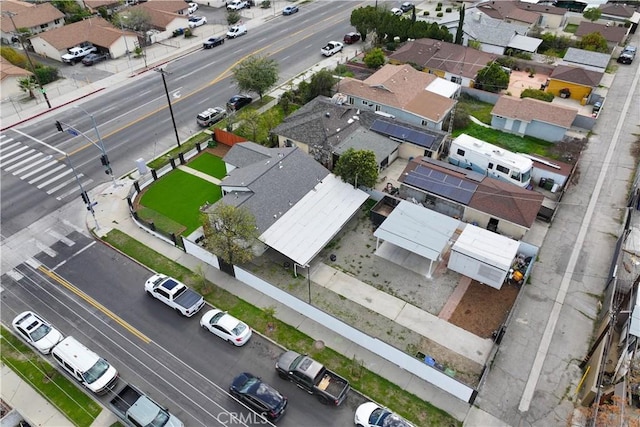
[370,120,436,149]
[404,165,477,205]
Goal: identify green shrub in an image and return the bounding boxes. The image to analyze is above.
[363,48,386,69]
[0,46,28,69]
[520,89,554,102]
[437,2,442,6]
[385,41,397,51]
[34,65,59,85]
[184,28,193,38]
[437,12,443,17]
[435,6,442,11]
[423,11,429,15]
[445,7,452,12]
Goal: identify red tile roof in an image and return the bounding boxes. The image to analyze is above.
[0,57,32,80]
[33,17,135,50]
[0,0,64,32]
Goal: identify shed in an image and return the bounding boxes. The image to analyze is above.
[373,200,460,278]
[448,225,519,289]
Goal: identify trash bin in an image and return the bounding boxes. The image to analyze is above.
[543,178,555,191]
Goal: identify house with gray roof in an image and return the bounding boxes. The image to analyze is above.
[461,9,536,55]
[272,96,448,171]
[560,47,611,72]
[398,156,544,239]
[212,142,369,267]
[491,96,578,142]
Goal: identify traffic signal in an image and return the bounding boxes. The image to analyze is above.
[100,155,109,166]
[55,121,63,132]
[80,191,89,204]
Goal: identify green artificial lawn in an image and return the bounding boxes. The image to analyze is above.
[453,122,554,156]
[1,327,102,427]
[139,169,221,235]
[186,152,227,179]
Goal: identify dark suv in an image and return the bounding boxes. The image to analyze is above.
[617,45,636,64]
[230,373,287,422]
[227,95,252,111]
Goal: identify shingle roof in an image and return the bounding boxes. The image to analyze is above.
[514,1,566,16]
[0,0,64,33]
[129,5,186,30]
[0,57,32,80]
[476,1,540,24]
[550,64,603,86]
[32,17,136,50]
[338,64,455,122]
[599,3,635,18]
[143,0,188,14]
[400,157,543,228]
[388,39,497,79]
[463,10,528,47]
[84,0,122,11]
[333,127,400,165]
[491,96,577,129]
[575,21,628,43]
[220,143,330,232]
[561,47,610,69]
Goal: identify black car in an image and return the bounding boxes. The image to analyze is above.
[617,45,636,64]
[230,373,287,422]
[227,95,252,111]
[82,52,109,66]
[203,36,225,49]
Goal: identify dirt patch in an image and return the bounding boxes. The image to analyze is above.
[547,136,587,165]
[449,281,520,338]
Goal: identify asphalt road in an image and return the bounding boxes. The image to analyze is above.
[0,230,364,426]
[0,1,361,238]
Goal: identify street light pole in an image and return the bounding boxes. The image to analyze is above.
[74,106,119,188]
[154,68,181,148]
[67,153,99,230]
[3,11,52,109]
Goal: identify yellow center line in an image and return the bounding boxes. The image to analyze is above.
[67,6,363,157]
[39,266,151,344]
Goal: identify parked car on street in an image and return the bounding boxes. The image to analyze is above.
[144,274,205,317]
[203,36,225,49]
[230,372,288,422]
[12,310,64,354]
[617,45,636,64]
[227,94,252,111]
[188,15,207,28]
[354,402,415,427]
[400,2,413,12]
[343,32,361,44]
[321,41,343,56]
[196,107,227,126]
[82,52,110,66]
[200,309,252,346]
[390,7,403,16]
[283,5,298,15]
[187,2,198,14]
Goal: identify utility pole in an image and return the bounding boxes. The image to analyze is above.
[3,11,52,109]
[154,68,181,148]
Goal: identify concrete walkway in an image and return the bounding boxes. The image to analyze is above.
[0,365,118,427]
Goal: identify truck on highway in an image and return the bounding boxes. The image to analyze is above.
[110,383,184,427]
[144,273,205,317]
[275,351,350,405]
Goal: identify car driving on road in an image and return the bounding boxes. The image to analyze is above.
[200,309,252,346]
[283,5,298,15]
[12,310,64,354]
[230,372,288,422]
[203,36,225,49]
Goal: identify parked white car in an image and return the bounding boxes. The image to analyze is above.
[12,311,64,354]
[200,309,252,346]
[227,0,248,10]
[354,402,415,427]
[187,2,198,14]
[390,7,403,16]
[188,15,207,28]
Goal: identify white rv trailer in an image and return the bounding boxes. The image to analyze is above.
[448,134,532,188]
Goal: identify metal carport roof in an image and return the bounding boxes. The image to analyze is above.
[373,201,460,277]
[260,174,369,267]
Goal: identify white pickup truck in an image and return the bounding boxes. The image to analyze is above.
[321,41,343,57]
[144,274,205,317]
[227,0,248,10]
[61,45,97,64]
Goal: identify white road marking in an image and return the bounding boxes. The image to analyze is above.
[12,156,51,175]
[5,151,42,171]
[0,148,36,168]
[19,160,58,179]
[28,164,66,184]
[37,168,73,189]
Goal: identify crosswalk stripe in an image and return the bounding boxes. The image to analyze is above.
[1,149,36,168]
[0,142,21,154]
[37,168,73,189]
[12,156,50,175]
[0,137,14,146]
[28,164,66,184]
[5,152,43,172]
[56,179,93,200]
[46,174,83,195]
[20,160,58,179]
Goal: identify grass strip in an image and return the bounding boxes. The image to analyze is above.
[187,152,227,179]
[0,327,102,427]
[147,132,212,171]
[453,122,554,156]
[102,229,461,427]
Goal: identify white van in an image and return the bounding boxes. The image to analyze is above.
[51,337,119,394]
[226,24,247,39]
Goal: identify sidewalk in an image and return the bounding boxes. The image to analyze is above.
[0,365,118,427]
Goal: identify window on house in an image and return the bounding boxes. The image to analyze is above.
[451,76,462,84]
[488,162,493,169]
[348,96,354,104]
[375,105,381,111]
[421,119,429,126]
[40,23,48,29]
[496,164,509,174]
[54,19,61,24]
